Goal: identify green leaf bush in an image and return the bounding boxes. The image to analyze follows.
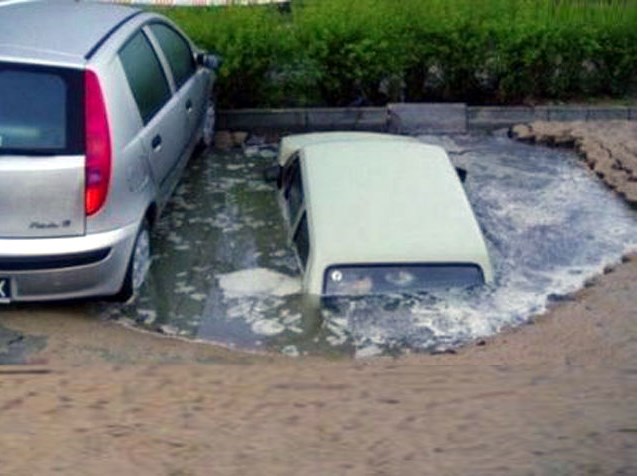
[155,0,636,108]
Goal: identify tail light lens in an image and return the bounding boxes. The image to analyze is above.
[84,70,111,216]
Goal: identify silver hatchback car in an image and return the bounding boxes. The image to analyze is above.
[0,1,219,302]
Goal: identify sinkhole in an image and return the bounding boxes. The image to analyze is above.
[99,132,637,358]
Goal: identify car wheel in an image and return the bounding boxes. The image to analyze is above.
[114,220,151,302]
[202,99,215,148]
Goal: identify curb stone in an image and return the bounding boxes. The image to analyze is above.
[217,104,636,134]
[388,103,467,134]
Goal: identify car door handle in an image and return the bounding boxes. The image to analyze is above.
[151,134,162,151]
[185,99,193,112]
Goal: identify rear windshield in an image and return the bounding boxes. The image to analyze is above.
[0,63,83,155]
[323,263,485,295]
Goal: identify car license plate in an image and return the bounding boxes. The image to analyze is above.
[0,277,11,303]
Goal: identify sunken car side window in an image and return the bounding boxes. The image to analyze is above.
[285,159,304,225]
[119,31,171,125]
[293,213,310,270]
[149,23,196,90]
[280,152,299,190]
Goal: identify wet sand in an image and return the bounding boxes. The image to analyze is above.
[511,120,637,204]
[0,121,636,475]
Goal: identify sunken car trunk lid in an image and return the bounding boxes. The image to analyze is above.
[0,62,86,238]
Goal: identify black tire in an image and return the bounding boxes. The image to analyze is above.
[113,220,151,303]
[193,100,215,157]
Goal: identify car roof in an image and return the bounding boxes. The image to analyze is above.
[277,132,420,166]
[0,1,141,66]
[299,140,493,289]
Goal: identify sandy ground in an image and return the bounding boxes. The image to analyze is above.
[0,121,636,476]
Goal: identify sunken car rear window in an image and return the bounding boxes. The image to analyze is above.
[323,264,485,295]
[0,63,83,155]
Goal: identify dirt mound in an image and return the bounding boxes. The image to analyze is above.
[511,120,637,204]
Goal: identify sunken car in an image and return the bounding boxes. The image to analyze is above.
[275,133,494,296]
[0,1,219,302]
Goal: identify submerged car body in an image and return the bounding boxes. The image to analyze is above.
[0,1,218,302]
[276,132,494,296]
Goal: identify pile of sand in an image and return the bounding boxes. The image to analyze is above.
[511,120,637,204]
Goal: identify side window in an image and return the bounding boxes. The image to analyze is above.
[293,213,310,270]
[280,152,299,190]
[119,31,171,125]
[149,23,196,90]
[284,158,304,225]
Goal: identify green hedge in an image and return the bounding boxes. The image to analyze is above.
[155,0,636,108]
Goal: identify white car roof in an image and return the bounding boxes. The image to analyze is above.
[291,137,493,294]
[277,132,419,167]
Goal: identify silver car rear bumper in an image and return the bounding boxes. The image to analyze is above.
[0,222,139,302]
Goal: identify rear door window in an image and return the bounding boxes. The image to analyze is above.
[148,23,196,90]
[283,157,304,225]
[293,213,310,270]
[119,31,171,125]
[0,63,83,155]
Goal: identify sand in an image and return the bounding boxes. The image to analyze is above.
[0,121,636,476]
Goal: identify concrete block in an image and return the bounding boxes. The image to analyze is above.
[543,106,588,122]
[587,107,629,121]
[306,108,387,131]
[467,106,535,130]
[214,131,233,150]
[532,107,550,121]
[217,109,306,132]
[388,103,467,134]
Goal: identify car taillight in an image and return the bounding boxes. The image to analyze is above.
[84,70,111,216]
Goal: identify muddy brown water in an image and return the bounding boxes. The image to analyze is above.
[85,132,638,357]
